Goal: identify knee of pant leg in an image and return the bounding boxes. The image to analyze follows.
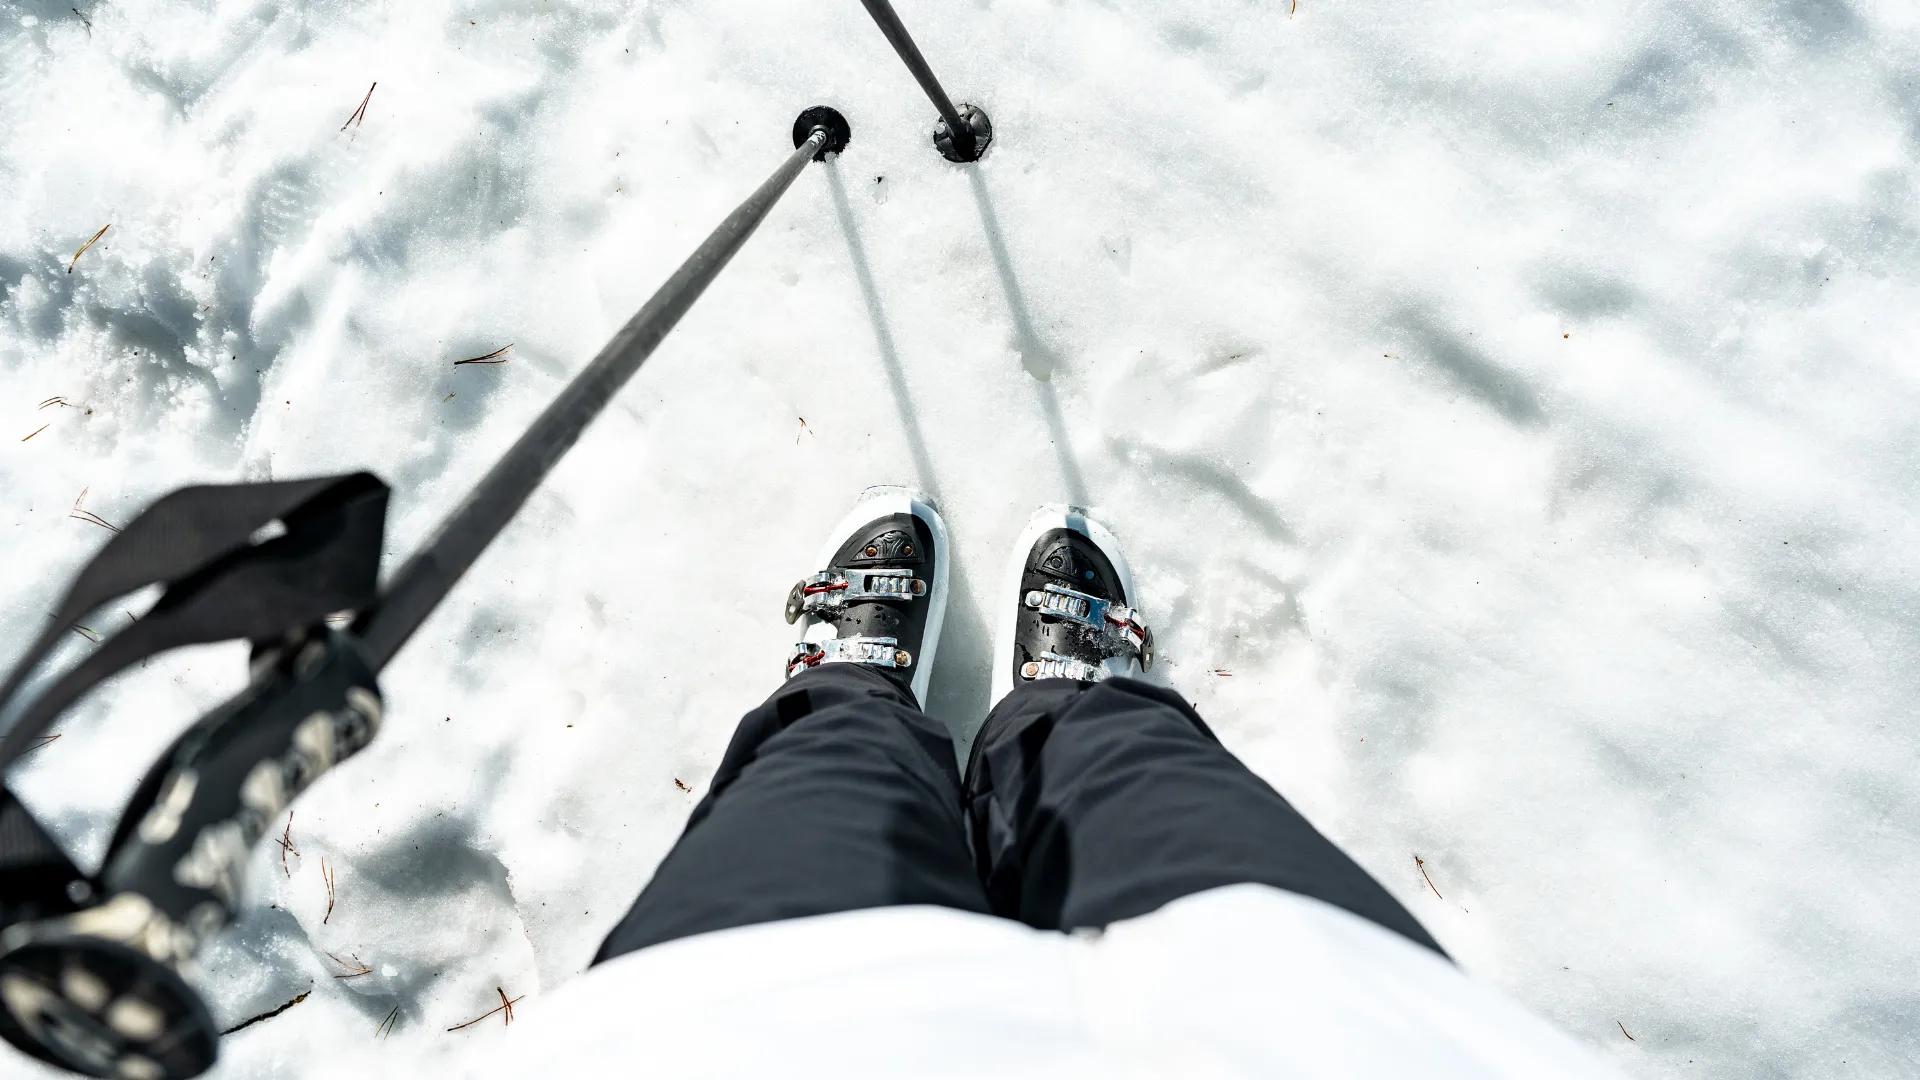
[966,708,1058,798]
[767,664,915,731]
[1067,677,1222,744]
[968,681,1084,773]
[965,768,1031,921]
[774,686,813,727]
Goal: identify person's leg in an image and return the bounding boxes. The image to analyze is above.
[595,662,988,962]
[963,676,1445,954]
[970,506,1443,954]
[596,487,978,962]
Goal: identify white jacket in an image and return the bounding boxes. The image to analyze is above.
[469,884,1621,1078]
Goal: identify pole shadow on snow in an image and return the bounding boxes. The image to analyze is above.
[823,163,940,488]
[1387,307,1546,429]
[202,803,524,1041]
[965,169,1090,507]
[823,162,992,746]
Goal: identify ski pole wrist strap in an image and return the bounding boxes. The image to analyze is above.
[0,474,391,1080]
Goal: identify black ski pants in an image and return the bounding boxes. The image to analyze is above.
[594,663,1442,962]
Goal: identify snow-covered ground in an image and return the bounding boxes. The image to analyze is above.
[3,0,1918,1076]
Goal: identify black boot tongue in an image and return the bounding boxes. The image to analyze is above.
[840,526,924,568]
[1035,537,1118,600]
[787,512,936,695]
[1040,544,1079,579]
[1012,528,1137,687]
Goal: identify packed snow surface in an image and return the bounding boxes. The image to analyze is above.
[2,0,1918,1076]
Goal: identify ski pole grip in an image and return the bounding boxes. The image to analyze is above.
[0,629,380,1080]
[100,628,381,939]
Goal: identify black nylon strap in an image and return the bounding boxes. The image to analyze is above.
[0,789,71,877]
[0,787,85,928]
[0,473,389,774]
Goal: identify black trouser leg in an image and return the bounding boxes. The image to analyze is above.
[963,677,1445,955]
[593,663,990,963]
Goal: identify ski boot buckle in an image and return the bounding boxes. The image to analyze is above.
[786,637,913,679]
[784,569,927,625]
[1020,651,1110,683]
[1024,583,1153,667]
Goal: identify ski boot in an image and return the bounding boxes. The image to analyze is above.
[990,507,1154,705]
[784,488,949,707]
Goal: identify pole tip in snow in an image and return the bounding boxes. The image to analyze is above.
[793,106,852,161]
[933,103,992,163]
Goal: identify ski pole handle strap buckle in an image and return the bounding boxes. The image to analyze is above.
[786,637,913,679]
[1024,583,1153,667]
[784,569,927,624]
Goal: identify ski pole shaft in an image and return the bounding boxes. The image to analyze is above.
[857,0,977,160]
[353,123,838,672]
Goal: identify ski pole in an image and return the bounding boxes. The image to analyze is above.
[854,0,993,162]
[352,107,852,672]
[0,109,849,1080]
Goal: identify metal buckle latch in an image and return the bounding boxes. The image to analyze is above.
[786,637,913,679]
[1024,583,1153,666]
[785,569,927,624]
